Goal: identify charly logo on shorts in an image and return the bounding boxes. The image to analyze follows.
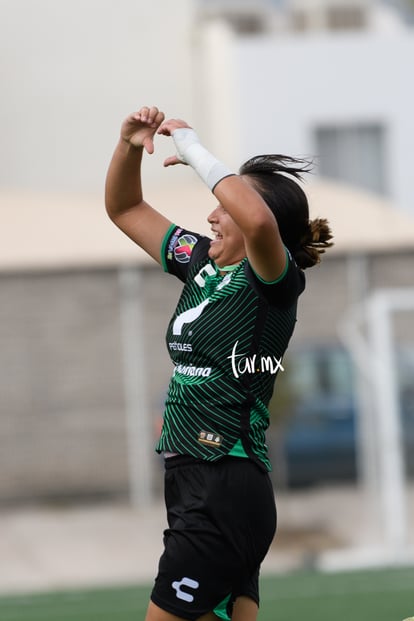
[172,576,200,602]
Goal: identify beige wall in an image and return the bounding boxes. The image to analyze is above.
[1,250,413,504]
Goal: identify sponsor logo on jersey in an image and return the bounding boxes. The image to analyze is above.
[171,576,200,603]
[227,340,284,379]
[173,364,212,378]
[198,430,223,447]
[168,341,193,352]
[174,234,198,264]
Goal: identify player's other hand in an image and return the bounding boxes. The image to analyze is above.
[158,118,192,167]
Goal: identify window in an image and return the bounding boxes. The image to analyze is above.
[290,3,367,33]
[314,123,387,195]
[223,13,267,34]
[197,0,268,34]
[326,6,366,30]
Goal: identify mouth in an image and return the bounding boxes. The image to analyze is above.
[211,230,223,242]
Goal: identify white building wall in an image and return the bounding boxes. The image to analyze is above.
[1,0,413,214]
[0,0,195,193]
[228,32,414,213]
[193,21,242,169]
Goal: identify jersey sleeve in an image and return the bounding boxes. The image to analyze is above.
[245,247,306,308]
[161,224,210,283]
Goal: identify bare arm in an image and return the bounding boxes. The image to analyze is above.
[212,175,286,282]
[105,106,173,264]
[158,119,286,281]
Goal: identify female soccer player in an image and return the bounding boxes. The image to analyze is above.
[105,106,333,621]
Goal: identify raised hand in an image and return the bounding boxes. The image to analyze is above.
[157,118,192,167]
[121,106,165,154]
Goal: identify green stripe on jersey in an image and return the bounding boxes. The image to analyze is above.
[157,257,298,470]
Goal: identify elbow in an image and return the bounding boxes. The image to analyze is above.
[105,200,118,222]
[104,195,141,223]
[104,184,118,221]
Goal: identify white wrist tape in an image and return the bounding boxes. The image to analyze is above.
[172,127,233,191]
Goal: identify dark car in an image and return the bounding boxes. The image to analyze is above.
[282,395,357,487]
[270,346,414,488]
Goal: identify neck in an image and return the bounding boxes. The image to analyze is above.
[215,262,240,273]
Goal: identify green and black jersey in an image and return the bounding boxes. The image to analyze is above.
[156,224,305,471]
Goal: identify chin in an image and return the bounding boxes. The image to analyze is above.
[208,245,219,260]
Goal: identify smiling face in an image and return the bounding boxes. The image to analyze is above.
[207,204,246,268]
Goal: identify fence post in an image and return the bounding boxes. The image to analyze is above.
[119,265,154,507]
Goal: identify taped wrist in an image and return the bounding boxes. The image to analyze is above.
[172,127,234,192]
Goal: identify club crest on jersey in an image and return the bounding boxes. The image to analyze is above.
[194,263,216,287]
[174,234,198,264]
[198,430,223,447]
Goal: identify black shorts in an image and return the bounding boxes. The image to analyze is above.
[150,455,277,621]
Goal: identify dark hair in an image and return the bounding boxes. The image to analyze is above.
[239,154,333,269]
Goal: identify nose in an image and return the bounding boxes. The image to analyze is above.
[207,206,220,223]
